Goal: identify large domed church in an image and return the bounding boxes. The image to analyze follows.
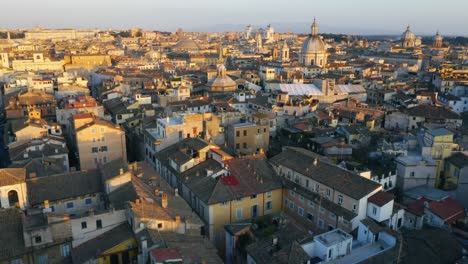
[401,26,421,48]
[300,18,328,68]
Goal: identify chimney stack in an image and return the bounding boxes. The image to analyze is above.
[161,193,168,209]
[119,168,124,175]
[44,200,50,209]
[313,158,318,167]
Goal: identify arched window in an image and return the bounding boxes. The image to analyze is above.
[311,59,315,65]
[8,190,19,208]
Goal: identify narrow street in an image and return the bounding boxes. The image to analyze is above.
[0,112,9,168]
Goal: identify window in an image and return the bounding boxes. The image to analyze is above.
[289,202,295,210]
[66,202,74,209]
[308,201,315,208]
[243,130,247,136]
[221,201,228,206]
[326,189,331,197]
[100,128,105,133]
[92,147,98,153]
[264,128,267,133]
[266,201,272,210]
[251,194,257,199]
[96,220,102,229]
[330,213,336,220]
[318,219,325,229]
[372,206,377,215]
[266,191,272,198]
[298,207,304,216]
[61,244,71,257]
[352,204,357,212]
[85,198,92,205]
[236,208,243,219]
[410,172,415,177]
[37,255,48,264]
[50,205,55,212]
[305,179,310,188]
[100,146,108,152]
[307,212,314,221]
[236,131,240,137]
[94,158,98,164]
[103,156,107,163]
[10,259,23,264]
[319,207,325,213]
[299,195,304,201]
[337,195,343,205]
[243,142,247,148]
[289,190,295,197]
[81,221,87,229]
[35,236,42,244]
[251,205,258,217]
[284,198,289,207]
[236,143,240,150]
[315,183,319,192]
[157,223,163,229]
[101,136,105,142]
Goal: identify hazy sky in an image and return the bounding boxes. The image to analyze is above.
[1,0,467,35]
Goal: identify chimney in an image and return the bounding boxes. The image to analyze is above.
[119,168,124,175]
[313,158,318,167]
[135,199,141,204]
[161,193,168,209]
[44,200,50,209]
[175,215,181,224]
[155,189,160,196]
[272,237,278,246]
[174,188,179,197]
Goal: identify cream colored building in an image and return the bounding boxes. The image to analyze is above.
[11,53,64,72]
[71,113,127,170]
[226,122,269,155]
[24,28,97,40]
[0,168,28,209]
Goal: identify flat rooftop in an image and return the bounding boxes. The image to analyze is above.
[232,122,257,128]
[315,228,352,247]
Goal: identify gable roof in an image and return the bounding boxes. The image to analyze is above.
[406,105,460,120]
[270,147,381,200]
[0,168,26,187]
[445,152,468,168]
[27,170,101,205]
[427,197,465,224]
[72,223,134,264]
[0,209,27,261]
[368,191,394,207]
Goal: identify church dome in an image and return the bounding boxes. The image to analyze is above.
[207,64,237,93]
[173,38,200,51]
[301,19,326,54]
[402,26,415,41]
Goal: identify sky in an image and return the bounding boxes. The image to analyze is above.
[1,0,467,35]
